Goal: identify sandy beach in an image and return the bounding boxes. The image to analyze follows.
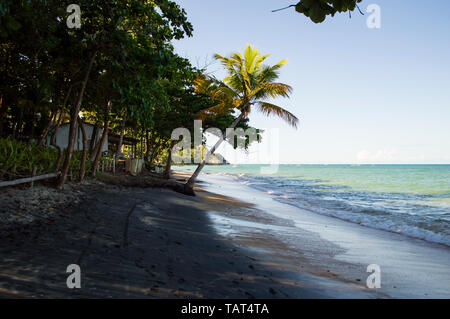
[200,172,450,299]
[0,171,448,298]
[0,175,372,298]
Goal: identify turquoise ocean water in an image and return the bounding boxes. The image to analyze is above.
[176,164,450,246]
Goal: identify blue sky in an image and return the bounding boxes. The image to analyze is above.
[173,0,450,164]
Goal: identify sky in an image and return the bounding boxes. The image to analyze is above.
[172,0,450,164]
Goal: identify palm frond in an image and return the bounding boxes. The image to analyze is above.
[197,100,234,120]
[254,53,271,71]
[195,77,239,119]
[257,102,299,128]
[193,76,215,95]
[254,82,293,100]
[214,53,239,76]
[257,65,280,84]
[244,45,260,73]
[270,59,287,71]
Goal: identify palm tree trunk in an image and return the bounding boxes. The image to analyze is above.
[57,50,97,189]
[77,116,87,181]
[186,111,245,187]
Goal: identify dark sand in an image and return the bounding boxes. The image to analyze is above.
[0,178,380,298]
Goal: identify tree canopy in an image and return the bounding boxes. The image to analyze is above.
[275,0,363,23]
[0,0,261,188]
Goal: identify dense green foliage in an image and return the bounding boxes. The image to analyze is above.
[0,138,91,179]
[1,1,302,189]
[277,0,363,23]
[297,0,363,23]
[0,0,245,185]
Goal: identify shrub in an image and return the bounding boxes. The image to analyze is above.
[0,138,58,179]
[0,138,91,180]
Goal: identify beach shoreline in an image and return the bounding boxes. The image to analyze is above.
[198,171,450,298]
[0,171,448,298]
[0,175,377,298]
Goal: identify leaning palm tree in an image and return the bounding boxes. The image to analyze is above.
[186,44,299,187]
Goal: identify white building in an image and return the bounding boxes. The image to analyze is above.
[47,122,108,153]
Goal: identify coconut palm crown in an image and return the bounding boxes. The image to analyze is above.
[198,44,298,128]
[186,45,299,187]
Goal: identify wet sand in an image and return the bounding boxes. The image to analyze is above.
[0,176,380,298]
[201,173,450,298]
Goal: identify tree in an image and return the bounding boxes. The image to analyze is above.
[1,0,196,187]
[186,45,299,187]
[55,0,193,187]
[274,0,363,23]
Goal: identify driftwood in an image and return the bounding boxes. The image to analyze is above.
[0,172,61,188]
[97,173,195,196]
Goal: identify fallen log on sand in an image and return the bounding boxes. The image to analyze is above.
[0,172,61,188]
[96,173,195,196]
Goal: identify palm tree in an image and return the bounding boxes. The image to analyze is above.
[186,45,299,187]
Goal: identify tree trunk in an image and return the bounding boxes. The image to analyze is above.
[163,141,175,179]
[145,130,153,161]
[77,116,87,181]
[53,82,75,170]
[140,130,144,158]
[13,106,23,140]
[58,108,78,184]
[149,139,164,166]
[52,85,73,169]
[51,111,65,171]
[115,114,127,164]
[89,128,101,161]
[91,99,111,175]
[89,122,99,155]
[186,112,246,187]
[148,145,159,166]
[37,111,55,146]
[57,50,97,189]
